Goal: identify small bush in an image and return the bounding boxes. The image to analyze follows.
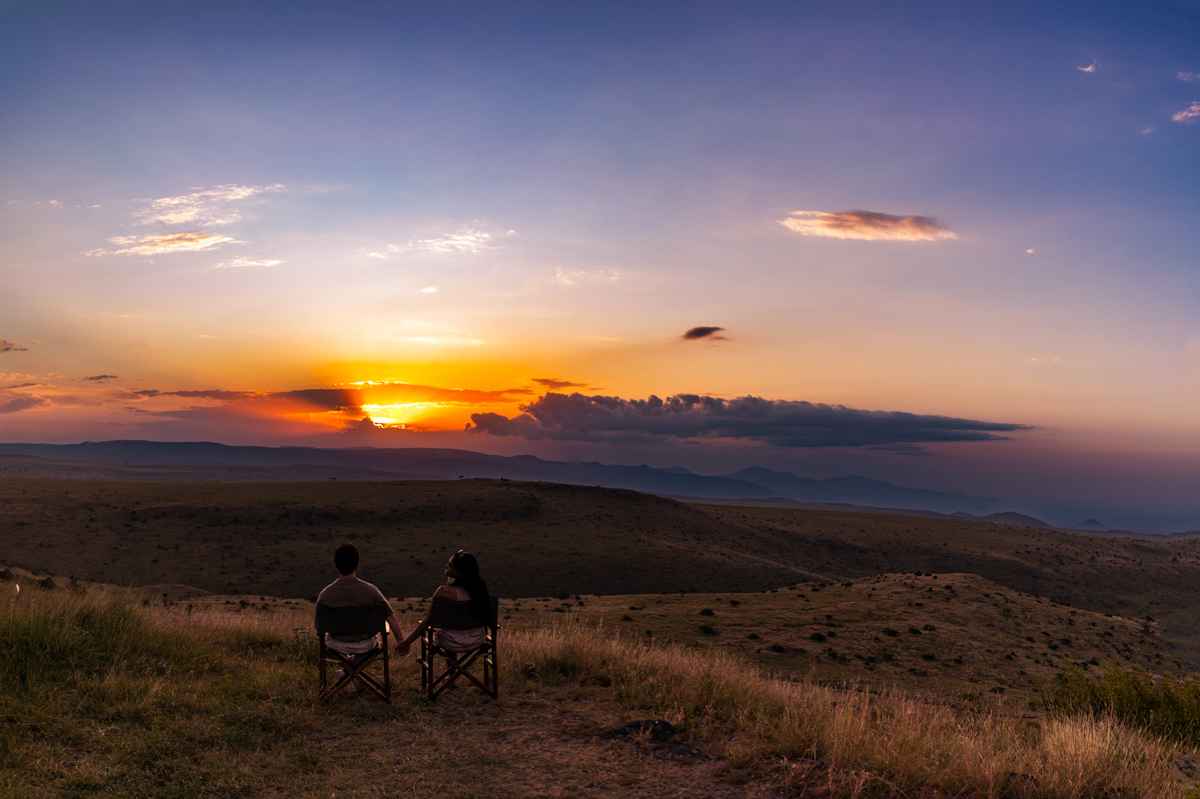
[747,633,760,640]
[1041,663,1200,746]
[699,625,716,636]
[882,628,899,637]
[809,632,826,642]
[769,643,785,653]
[699,608,714,616]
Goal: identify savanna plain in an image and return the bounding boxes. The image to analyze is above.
[5,472,1200,798]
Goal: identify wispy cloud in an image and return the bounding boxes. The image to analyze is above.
[409,227,517,255]
[1,340,30,352]
[532,377,588,390]
[421,287,437,293]
[214,257,283,269]
[1172,102,1200,123]
[467,392,1029,448]
[554,268,621,285]
[1179,71,1197,82]
[93,230,240,256]
[1077,61,1099,73]
[406,227,498,254]
[134,184,283,227]
[682,326,726,341]
[0,394,51,414]
[779,210,956,241]
[83,375,119,382]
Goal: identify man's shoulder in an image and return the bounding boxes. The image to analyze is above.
[317,576,388,608]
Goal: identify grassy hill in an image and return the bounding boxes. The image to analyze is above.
[3,474,1200,666]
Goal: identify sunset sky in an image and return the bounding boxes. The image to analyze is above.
[2,1,1199,528]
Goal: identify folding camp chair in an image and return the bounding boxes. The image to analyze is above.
[420,596,499,700]
[316,602,391,703]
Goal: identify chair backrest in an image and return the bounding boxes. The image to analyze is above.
[315,602,389,635]
[428,596,499,630]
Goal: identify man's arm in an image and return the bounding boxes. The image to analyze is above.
[385,612,403,649]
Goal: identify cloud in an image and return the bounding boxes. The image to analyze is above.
[682,326,726,341]
[84,375,118,382]
[1,340,29,352]
[1077,61,1099,73]
[0,395,50,414]
[214,257,283,269]
[1172,103,1200,123]
[132,388,258,401]
[555,268,620,285]
[533,377,588,390]
[131,381,534,421]
[779,210,957,241]
[134,184,283,227]
[1179,71,1197,81]
[421,287,437,293]
[466,392,1029,448]
[97,231,239,256]
[405,228,496,254]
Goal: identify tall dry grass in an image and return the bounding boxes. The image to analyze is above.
[504,619,1183,799]
[0,584,1186,799]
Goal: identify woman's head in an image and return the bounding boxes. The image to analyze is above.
[446,550,489,621]
[448,550,480,581]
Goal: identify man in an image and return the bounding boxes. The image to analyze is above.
[315,543,404,691]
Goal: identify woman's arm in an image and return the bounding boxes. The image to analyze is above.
[396,585,456,655]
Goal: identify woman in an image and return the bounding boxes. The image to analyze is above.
[397,550,491,667]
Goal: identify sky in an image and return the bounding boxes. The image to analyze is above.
[2,0,1199,529]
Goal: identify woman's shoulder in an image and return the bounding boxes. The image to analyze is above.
[432,584,458,600]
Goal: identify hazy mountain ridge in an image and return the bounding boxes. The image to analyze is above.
[0,439,1000,513]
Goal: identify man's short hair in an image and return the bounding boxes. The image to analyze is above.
[334,543,360,575]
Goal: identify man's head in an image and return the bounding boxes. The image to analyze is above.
[334,543,360,576]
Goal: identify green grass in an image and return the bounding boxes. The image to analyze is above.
[0,586,323,798]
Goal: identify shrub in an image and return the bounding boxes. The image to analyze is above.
[1041,662,1200,746]
[699,608,714,616]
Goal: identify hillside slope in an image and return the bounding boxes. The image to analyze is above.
[3,475,1199,664]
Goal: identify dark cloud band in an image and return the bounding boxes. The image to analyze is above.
[467,392,1029,448]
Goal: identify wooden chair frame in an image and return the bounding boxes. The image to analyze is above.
[420,596,499,700]
[315,603,391,703]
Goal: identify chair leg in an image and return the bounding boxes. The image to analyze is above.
[320,647,391,703]
[382,635,391,702]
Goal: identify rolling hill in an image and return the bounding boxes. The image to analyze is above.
[3,474,1199,666]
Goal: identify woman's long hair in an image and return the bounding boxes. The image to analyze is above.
[450,551,490,623]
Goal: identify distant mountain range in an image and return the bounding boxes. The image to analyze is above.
[0,439,1008,516]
